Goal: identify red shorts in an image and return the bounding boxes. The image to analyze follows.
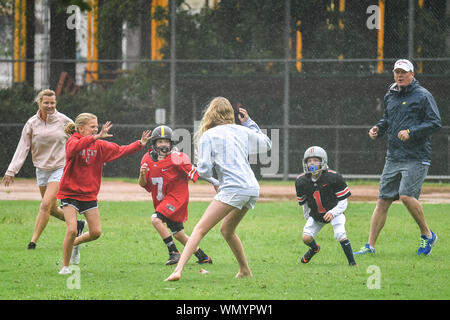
[155,197,188,223]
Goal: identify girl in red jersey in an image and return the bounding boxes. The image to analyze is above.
[139,125,217,265]
[57,113,150,274]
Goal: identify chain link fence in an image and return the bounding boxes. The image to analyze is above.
[0,0,449,180]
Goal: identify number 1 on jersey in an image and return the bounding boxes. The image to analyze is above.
[313,191,327,213]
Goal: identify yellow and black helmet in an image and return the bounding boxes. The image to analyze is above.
[149,125,174,161]
[150,125,174,145]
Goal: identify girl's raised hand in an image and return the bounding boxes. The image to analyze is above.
[237,108,249,123]
[95,121,113,140]
[140,130,151,146]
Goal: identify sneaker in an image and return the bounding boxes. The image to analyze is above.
[77,220,87,237]
[354,243,375,255]
[197,256,213,264]
[59,266,71,275]
[27,242,36,250]
[70,245,80,265]
[301,244,320,263]
[166,251,180,265]
[194,248,212,264]
[417,230,437,256]
[349,261,358,267]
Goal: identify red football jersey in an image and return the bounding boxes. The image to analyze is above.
[58,132,143,201]
[140,150,199,222]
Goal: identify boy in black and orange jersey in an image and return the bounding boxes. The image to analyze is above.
[295,146,357,266]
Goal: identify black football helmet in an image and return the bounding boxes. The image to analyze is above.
[149,125,174,161]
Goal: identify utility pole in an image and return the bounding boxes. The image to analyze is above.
[408,0,415,61]
[283,0,291,180]
[42,0,50,89]
[170,0,176,127]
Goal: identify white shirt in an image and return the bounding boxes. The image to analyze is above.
[197,118,272,196]
[302,199,348,220]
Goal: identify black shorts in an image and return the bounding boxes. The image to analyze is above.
[60,198,98,214]
[152,212,184,234]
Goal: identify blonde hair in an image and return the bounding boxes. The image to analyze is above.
[64,113,97,136]
[194,97,235,143]
[35,89,56,104]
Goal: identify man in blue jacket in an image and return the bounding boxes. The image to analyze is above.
[355,59,441,256]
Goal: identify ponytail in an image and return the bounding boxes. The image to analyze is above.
[64,113,97,136]
[64,122,76,136]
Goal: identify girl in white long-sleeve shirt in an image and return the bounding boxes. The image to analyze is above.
[166,96,271,281]
[196,117,270,197]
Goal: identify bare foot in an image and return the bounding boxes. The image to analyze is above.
[235,271,253,279]
[165,272,181,281]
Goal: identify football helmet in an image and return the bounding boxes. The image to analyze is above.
[149,125,174,161]
[303,146,328,174]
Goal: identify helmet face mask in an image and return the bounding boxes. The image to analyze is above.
[305,157,323,174]
[303,146,328,174]
[154,139,171,155]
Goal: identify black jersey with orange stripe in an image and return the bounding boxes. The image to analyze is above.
[295,170,351,223]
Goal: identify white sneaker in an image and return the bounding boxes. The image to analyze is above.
[59,266,71,275]
[70,245,80,265]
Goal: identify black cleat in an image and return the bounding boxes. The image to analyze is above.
[197,256,213,264]
[194,248,212,264]
[27,242,36,250]
[166,251,180,265]
[301,244,320,263]
[77,220,87,237]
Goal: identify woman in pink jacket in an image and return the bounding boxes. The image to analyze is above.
[2,89,85,249]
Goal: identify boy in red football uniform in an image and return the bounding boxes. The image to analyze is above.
[139,125,217,265]
[57,113,150,274]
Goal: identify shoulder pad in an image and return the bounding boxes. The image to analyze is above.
[296,173,306,179]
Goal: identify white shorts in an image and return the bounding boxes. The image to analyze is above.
[214,191,258,210]
[36,168,64,187]
[302,214,347,242]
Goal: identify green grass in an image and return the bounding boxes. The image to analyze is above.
[0,200,449,300]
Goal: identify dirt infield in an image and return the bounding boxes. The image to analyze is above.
[1,180,450,203]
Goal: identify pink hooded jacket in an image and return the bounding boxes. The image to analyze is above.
[5,109,72,177]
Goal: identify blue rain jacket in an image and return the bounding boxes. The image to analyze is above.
[375,79,441,163]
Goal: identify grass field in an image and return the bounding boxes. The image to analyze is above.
[0,200,449,300]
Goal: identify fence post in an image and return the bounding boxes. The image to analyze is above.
[42,0,50,88]
[335,127,340,172]
[283,0,291,181]
[170,0,176,127]
[408,0,415,61]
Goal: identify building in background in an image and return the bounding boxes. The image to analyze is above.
[0,0,449,89]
